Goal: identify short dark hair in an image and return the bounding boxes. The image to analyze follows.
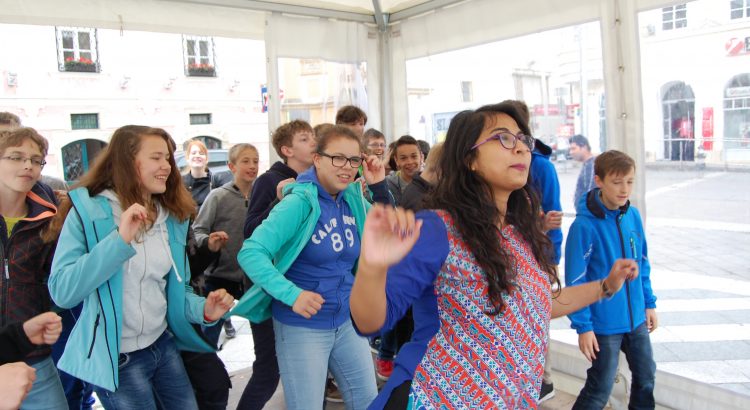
[570,134,591,151]
[0,112,21,127]
[394,135,419,151]
[595,150,635,180]
[417,140,430,160]
[335,105,367,125]
[272,120,313,159]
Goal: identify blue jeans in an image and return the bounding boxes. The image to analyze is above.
[273,319,377,410]
[94,331,198,410]
[573,322,656,410]
[21,357,67,410]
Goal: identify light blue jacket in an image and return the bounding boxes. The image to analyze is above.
[565,189,657,335]
[48,188,214,392]
[233,172,385,323]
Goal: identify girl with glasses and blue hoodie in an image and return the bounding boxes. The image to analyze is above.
[235,125,391,409]
[47,125,235,410]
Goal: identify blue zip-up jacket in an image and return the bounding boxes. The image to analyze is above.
[234,168,390,325]
[565,189,657,335]
[531,141,562,264]
[48,188,214,392]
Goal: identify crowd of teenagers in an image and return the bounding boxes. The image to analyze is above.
[0,101,656,410]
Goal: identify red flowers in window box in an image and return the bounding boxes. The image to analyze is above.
[187,63,216,77]
[64,57,98,72]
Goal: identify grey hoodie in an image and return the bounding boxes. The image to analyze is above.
[193,181,249,282]
[100,189,172,353]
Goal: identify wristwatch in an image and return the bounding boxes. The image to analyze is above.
[600,279,615,299]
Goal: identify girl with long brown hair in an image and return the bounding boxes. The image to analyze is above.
[48,125,234,409]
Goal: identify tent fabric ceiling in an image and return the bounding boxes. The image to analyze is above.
[255,0,435,15]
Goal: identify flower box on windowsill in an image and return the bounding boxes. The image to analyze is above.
[64,58,98,73]
[187,68,216,77]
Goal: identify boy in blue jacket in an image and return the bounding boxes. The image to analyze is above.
[565,150,657,409]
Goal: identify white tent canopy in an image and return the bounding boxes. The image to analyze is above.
[1,0,683,209]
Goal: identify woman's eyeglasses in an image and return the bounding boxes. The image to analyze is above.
[471,129,535,151]
[318,152,363,168]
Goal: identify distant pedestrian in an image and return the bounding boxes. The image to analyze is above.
[570,134,596,207]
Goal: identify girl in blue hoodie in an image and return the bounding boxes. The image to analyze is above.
[48,126,235,410]
[237,125,390,409]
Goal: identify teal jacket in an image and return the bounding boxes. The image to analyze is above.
[48,188,214,392]
[233,179,372,323]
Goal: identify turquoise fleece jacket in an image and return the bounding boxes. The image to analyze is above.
[48,188,214,392]
[233,175,377,323]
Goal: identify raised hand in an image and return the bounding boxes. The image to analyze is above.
[359,204,422,271]
[207,231,229,252]
[603,259,639,295]
[23,312,62,345]
[578,331,599,362]
[292,290,325,319]
[276,178,295,200]
[203,289,235,322]
[119,203,148,244]
[0,362,36,410]
[361,153,385,185]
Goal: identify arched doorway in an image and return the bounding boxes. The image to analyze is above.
[661,81,695,161]
[723,74,750,153]
[62,139,107,183]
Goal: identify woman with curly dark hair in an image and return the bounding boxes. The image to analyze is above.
[351,101,638,409]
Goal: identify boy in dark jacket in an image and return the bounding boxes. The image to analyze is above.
[565,150,657,409]
[0,127,66,408]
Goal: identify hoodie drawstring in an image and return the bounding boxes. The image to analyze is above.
[158,224,183,283]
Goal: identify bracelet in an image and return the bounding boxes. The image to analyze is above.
[203,313,213,323]
[600,279,615,300]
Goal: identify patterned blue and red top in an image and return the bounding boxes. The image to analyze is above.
[408,210,552,409]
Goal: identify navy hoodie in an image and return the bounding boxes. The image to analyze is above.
[565,189,657,335]
[271,168,390,329]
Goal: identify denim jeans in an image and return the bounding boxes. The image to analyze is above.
[20,356,67,410]
[236,318,280,410]
[573,322,656,410]
[273,319,377,410]
[94,331,198,410]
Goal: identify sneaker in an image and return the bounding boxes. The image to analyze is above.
[375,357,393,381]
[325,378,343,403]
[223,321,236,339]
[539,381,555,403]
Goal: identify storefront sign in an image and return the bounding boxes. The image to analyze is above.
[726,86,750,97]
[702,107,713,150]
[725,36,750,56]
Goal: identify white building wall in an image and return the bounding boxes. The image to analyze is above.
[0,23,269,179]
